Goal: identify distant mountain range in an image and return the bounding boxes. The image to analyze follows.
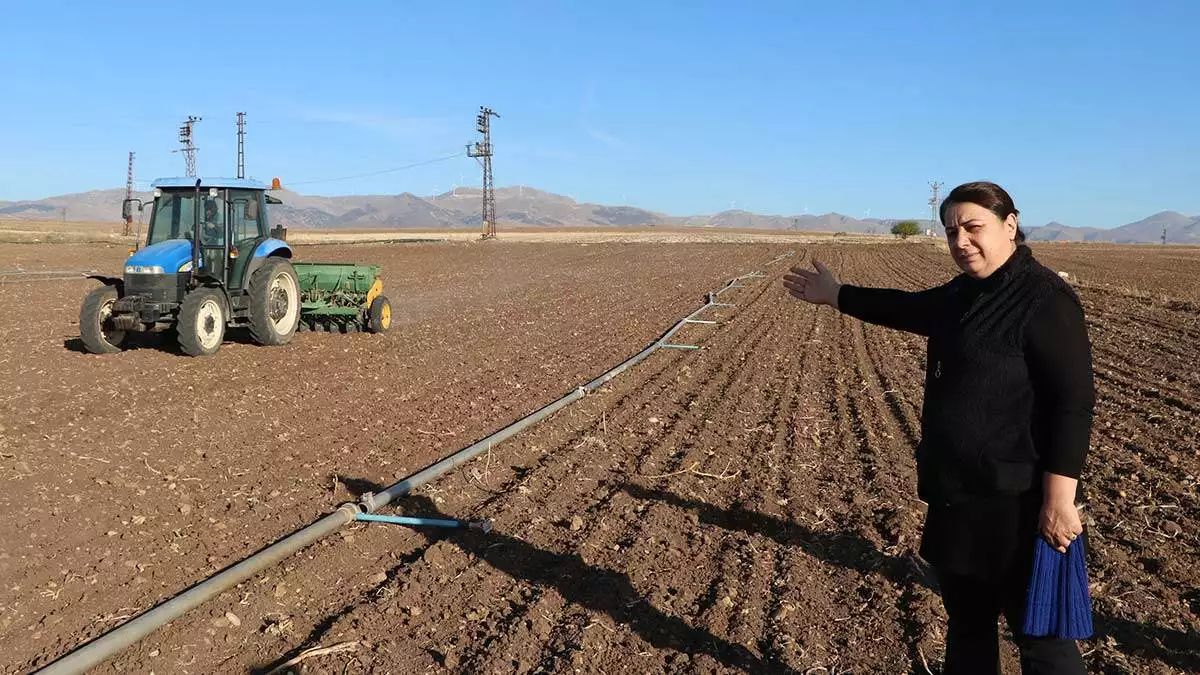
[2,186,1197,244]
[1024,211,1199,244]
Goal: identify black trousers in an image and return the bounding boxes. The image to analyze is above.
[936,566,1086,675]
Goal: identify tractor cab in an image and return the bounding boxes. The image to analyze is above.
[130,177,288,288]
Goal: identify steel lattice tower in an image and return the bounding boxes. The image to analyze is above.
[928,181,944,231]
[467,106,500,239]
[175,115,201,177]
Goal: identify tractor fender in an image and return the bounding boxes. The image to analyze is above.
[87,274,124,295]
[242,239,293,284]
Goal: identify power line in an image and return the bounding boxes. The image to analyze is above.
[284,151,462,186]
[467,106,500,240]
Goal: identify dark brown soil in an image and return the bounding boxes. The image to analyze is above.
[1032,242,1200,303]
[0,240,1196,674]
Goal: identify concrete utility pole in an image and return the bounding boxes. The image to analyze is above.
[467,106,500,239]
[124,152,135,236]
[236,112,246,179]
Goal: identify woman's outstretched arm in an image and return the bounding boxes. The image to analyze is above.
[783,259,950,337]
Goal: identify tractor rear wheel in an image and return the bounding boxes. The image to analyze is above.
[177,287,227,356]
[248,258,301,346]
[367,295,392,333]
[79,285,126,354]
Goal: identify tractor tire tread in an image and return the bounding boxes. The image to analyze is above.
[79,285,125,354]
[367,295,391,334]
[247,258,300,346]
[177,287,226,357]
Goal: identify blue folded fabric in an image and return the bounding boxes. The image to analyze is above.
[1022,534,1093,639]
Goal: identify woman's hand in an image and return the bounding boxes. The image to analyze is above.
[1041,473,1084,552]
[783,260,842,308]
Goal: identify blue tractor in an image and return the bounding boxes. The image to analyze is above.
[80,177,301,356]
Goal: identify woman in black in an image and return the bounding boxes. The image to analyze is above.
[783,181,1093,674]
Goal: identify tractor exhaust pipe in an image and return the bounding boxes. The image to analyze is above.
[192,179,202,278]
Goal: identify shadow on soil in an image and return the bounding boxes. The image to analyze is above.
[63,334,174,354]
[621,484,1200,673]
[252,479,1197,674]
[621,483,934,591]
[335,475,390,501]
[253,480,796,674]
[1091,614,1200,672]
[624,482,937,673]
[63,328,261,355]
[250,478,444,675]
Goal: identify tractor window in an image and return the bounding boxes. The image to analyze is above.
[200,194,226,246]
[146,192,197,244]
[227,190,266,245]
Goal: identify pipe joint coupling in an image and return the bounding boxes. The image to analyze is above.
[358,492,378,513]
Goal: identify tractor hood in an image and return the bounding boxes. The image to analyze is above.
[125,239,193,273]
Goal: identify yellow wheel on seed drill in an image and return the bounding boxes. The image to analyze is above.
[368,296,391,333]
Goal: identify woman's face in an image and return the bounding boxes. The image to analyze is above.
[943,202,1018,279]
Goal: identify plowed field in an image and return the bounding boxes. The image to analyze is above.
[1,240,1196,674]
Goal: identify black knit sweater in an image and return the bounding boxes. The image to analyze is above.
[838,245,1096,577]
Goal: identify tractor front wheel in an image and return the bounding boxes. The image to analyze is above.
[248,258,301,346]
[367,295,392,333]
[79,285,126,354]
[177,287,227,356]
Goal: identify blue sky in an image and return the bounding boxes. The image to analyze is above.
[1,1,1197,228]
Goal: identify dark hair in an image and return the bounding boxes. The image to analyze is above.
[939,181,1026,244]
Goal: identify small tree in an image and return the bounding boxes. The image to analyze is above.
[892,220,921,239]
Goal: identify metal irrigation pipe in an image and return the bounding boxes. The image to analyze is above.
[34,252,792,675]
[34,505,360,675]
[0,264,96,271]
[360,288,729,513]
[0,275,92,284]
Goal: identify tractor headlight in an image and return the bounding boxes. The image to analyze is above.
[125,265,165,275]
[178,261,193,272]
